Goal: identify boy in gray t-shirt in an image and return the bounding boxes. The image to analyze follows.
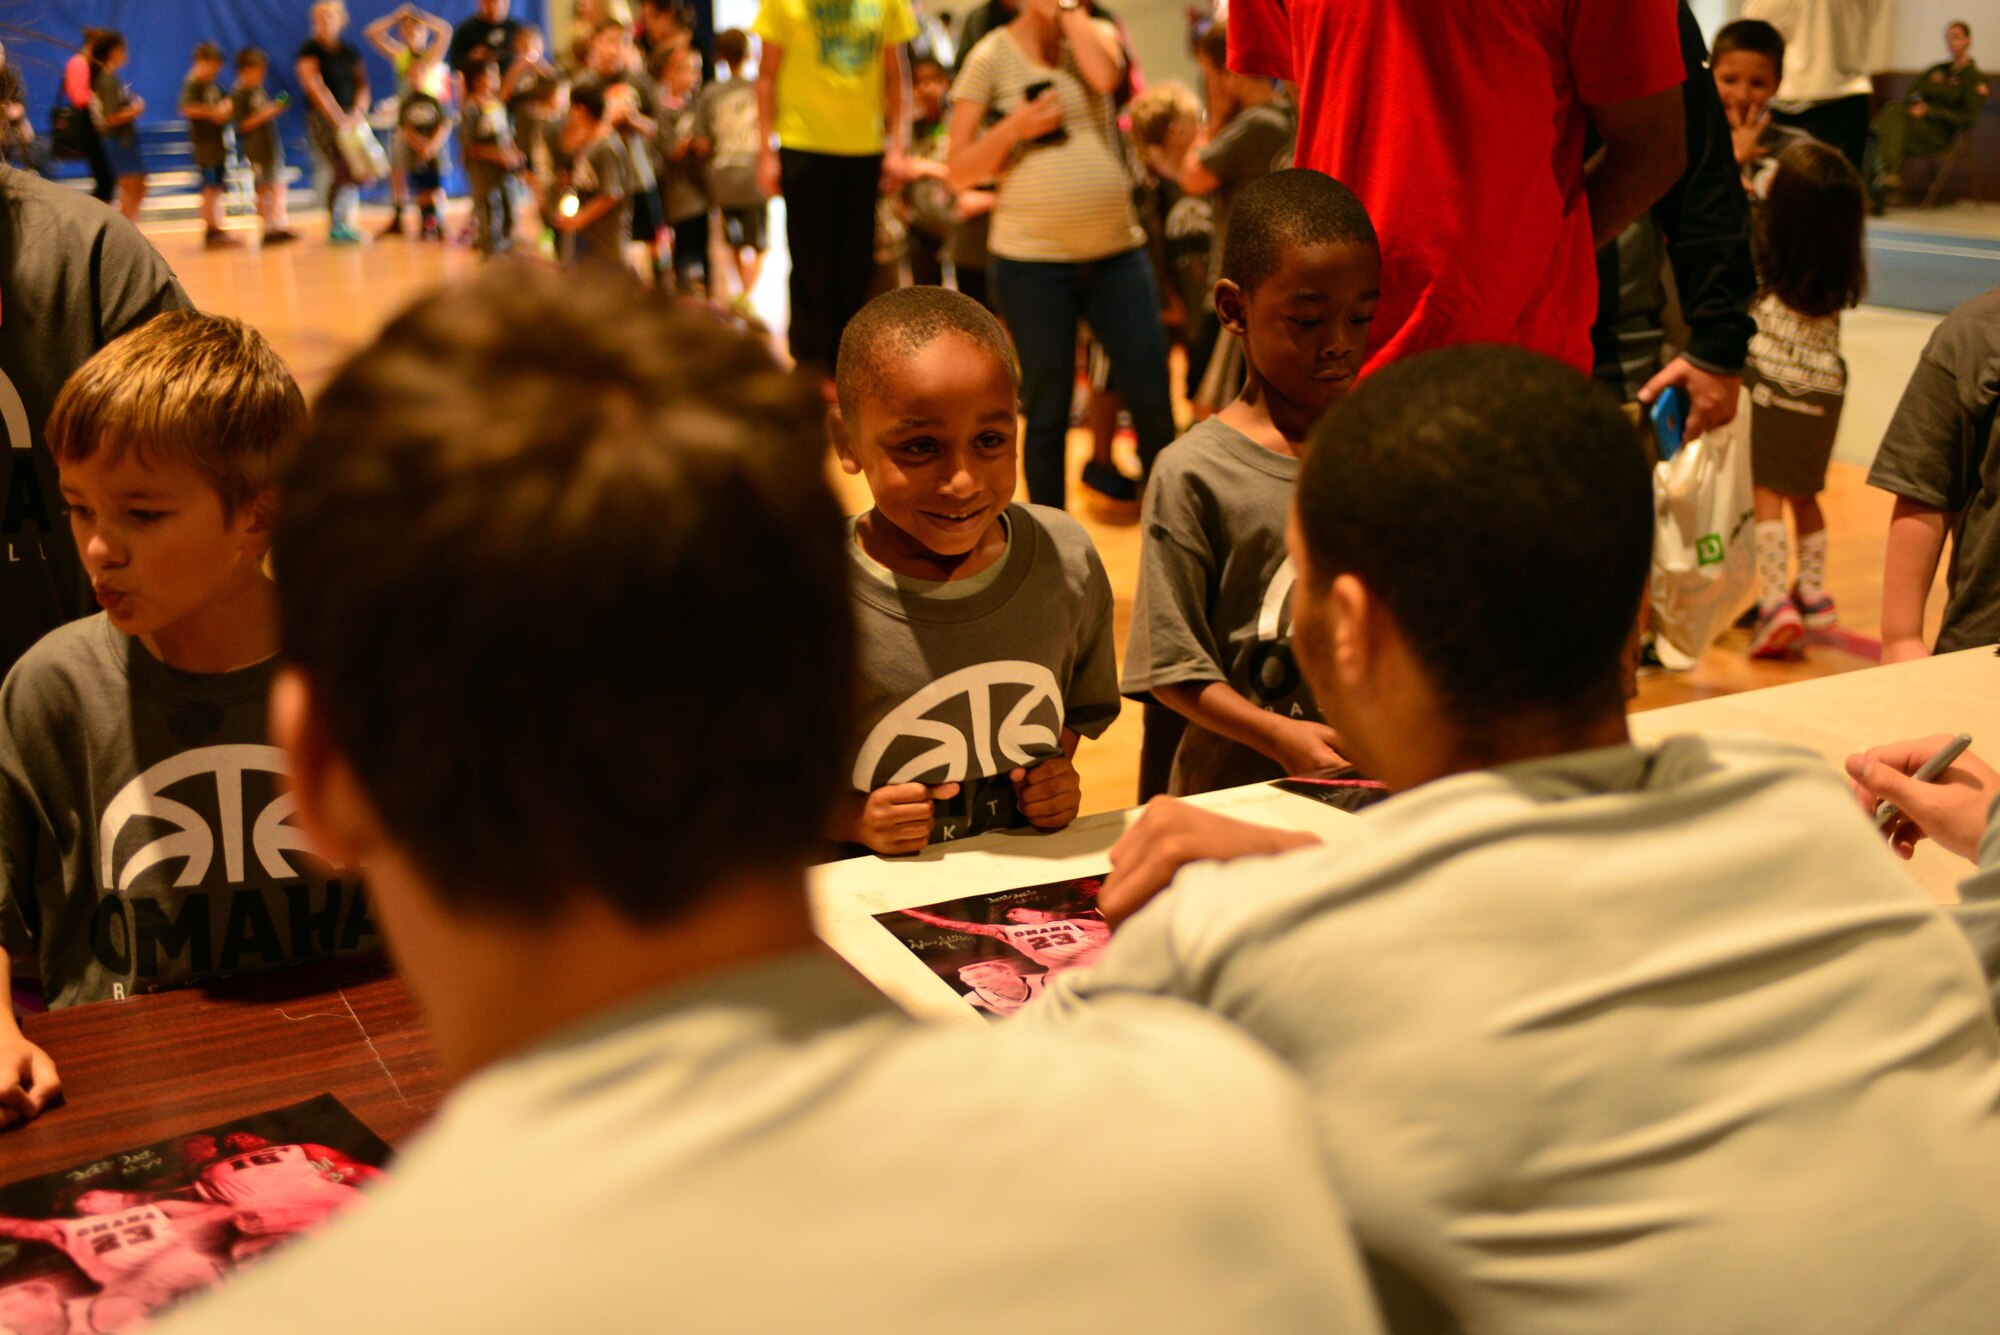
[1126,170,1379,795]
[552,85,633,272]
[180,43,235,248]
[833,288,1120,854]
[0,313,375,1128]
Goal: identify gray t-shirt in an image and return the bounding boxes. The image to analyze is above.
[0,166,190,679]
[850,503,1120,843]
[460,97,515,187]
[1124,420,1320,795]
[692,78,764,209]
[564,132,633,267]
[150,951,1387,1335]
[1867,285,2000,654]
[1198,101,1294,286]
[1045,734,2000,1335]
[0,616,377,1008]
[658,97,708,224]
[231,85,284,169]
[182,74,230,167]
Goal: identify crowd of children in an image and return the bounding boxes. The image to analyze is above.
[7,7,2000,1332]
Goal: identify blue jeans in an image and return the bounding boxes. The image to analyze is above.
[991,247,1177,509]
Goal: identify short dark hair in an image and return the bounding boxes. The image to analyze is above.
[236,46,269,71]
[1949,20,1972,39]
[835,285,1018,420]
[716,27,749,66]
[194,41,224,64]
[1295,345,1651,732]
[1221,168,1378,293]
[1194,20,1228,68]
[276,264,851,926]
[1713,19,1785,75]
[569,80,606,119]
[87,30,125,64]
[1758,138,1866,319]
[465,58,499,88]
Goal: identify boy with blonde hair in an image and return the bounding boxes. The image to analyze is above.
[0,313,375,1129]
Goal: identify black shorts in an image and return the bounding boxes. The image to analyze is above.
[721,204,768,252]
[629,186,664,243]
[410,162,442,192]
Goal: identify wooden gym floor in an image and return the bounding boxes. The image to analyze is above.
[148,212,1949,819]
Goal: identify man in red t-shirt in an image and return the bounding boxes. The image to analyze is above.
[1228,0,1687,373]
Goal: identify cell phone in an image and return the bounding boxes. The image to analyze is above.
[1650,384,1690,462]
[1020,79,1067,147]
[275,92,291,106]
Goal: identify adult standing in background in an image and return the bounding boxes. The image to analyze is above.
[0,162,189,678]
[1595,0,1757,445]
[448,0,522,78]
[296,1,371,245]
[753,0,916,372]
[57,29,114,203]
[1226,0,1687,375]
[948,0,1177,509]
[1739,0,1885,170]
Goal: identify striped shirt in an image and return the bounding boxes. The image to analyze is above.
[952,27,1143,263]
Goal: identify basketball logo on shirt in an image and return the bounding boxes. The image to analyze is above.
[99,744,313,891]
[1245,558,1305,710]
[854,662,1063,789]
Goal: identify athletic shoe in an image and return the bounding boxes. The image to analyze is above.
[203,229,241,249]
[328,226,366,245]
[262,229,300,246]
[1080,460,1138,504]
[1792,588,1839,629]
[1748,600,1805,660]
[1732,602,1760,632]
[378,213,405,238]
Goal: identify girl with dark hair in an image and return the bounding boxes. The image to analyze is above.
[1741,138,1868,659]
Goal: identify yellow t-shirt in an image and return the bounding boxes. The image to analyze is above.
[753,0,917,156]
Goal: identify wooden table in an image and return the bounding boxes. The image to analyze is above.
[1632,647,2000,899]
[810,781,1361,1024]
[7,958,440,1181]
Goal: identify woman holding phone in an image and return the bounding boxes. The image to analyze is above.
[948,0,1174,512]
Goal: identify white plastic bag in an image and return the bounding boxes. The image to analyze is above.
[336,121,388,185]
[1650,412,1754,668]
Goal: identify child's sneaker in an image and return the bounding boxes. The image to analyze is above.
[420,218,444,242]
[328,225,366,245]
[1079,461,1140,525]
[1791,588,1839,629]
[1748,599,1805,660]
[262,229,299,246]
[203,228,241,249]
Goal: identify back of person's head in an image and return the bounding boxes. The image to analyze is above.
[513,22,545,48]
[1758,139,1867,319]
[1222,168,1378,293]
[193,41,224,66]
[237,46,269,72]
[835,285,1017,422]
[1950,20,1972,40]
[1713,18,1786,74]
[1194,19,1228,70]
[276,264,849,927]
[569,80,607,120]
[46,312,304,517]
[1295,345,1651,733]
[716,27,749,66]
[87,29,124,64]
[466,58,500,91]
[1129,81,1200,149]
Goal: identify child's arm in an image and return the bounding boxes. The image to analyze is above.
[182,96,228,124]
[425,122,453,159]
[829,782,961,855]
[240,100,287,131]
[1154,681,1346,775]
[0,949,60,1132]
[1880,497,1951,664]
[363,5,411,61]
[552,190,623,232]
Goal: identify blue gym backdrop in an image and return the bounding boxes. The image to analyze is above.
[6,0,548,195]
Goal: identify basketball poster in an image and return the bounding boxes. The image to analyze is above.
[872,876,1112,1020]
[0,1095,390,1331]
